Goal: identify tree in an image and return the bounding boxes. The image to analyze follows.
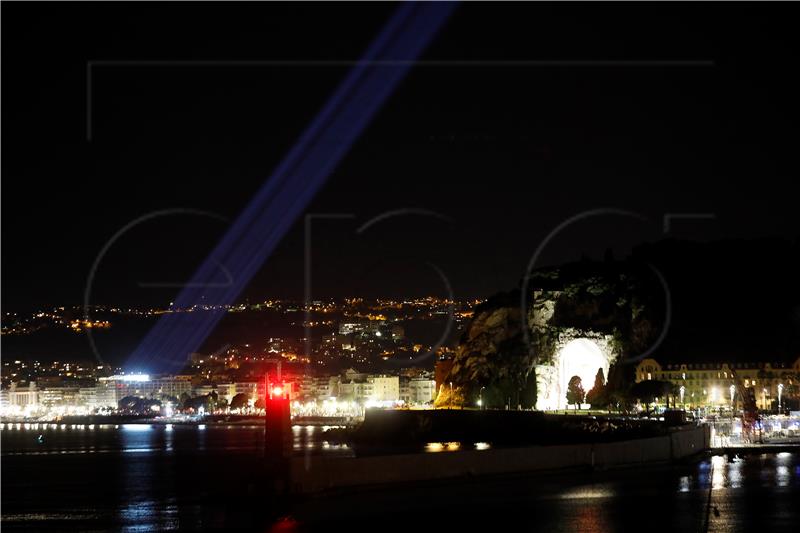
[230,393,249,411]
[254,397,266,410]
[161,395,179,408]
[585,368,606,408]
[118,395,143,412]
[181,395,195,411]
[196,394,214,412]
[630,379,672,414]
[566,376,585,410]
[607,388,633,414]
[181,394,214,413]
[142,398,162,413]
[207,390,219,412]
[179,392,191,405]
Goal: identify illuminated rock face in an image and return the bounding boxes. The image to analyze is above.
[440,263,655,409]
[535,330,616,410]
[435,302,528,409]
[529,290,560,327]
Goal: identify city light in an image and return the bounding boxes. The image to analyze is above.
[115,374,150,382]
[425,442,460,452]
[121,424,151,432]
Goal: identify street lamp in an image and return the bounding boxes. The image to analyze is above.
[729,384,736,408]
[778,383,784,413]
[449,382,453,409]
[679,385,685,407]
[479,386,485,410]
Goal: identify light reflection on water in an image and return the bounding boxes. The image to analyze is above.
[120,499,180,532]
[692,452,799,492]
[293,424,349,453]
[122,424,152,432]
[711,454,726,490]
[776,466,791,487]
[1,424,336,531]
[558,484,616,499]
[2,426,799,533]
[1,423,353,457]
[728,459,743,488]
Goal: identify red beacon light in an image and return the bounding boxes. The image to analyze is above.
[269,383,288,399]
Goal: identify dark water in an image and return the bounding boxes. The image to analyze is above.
[2,424,800,532]
[1,423,347,532]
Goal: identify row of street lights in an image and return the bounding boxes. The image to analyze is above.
[472,383,786,412]
[678,383,785,412]
[729,383,785,411]
[757,383,785,412]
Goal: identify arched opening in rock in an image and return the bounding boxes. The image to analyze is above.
[557,338,610,409]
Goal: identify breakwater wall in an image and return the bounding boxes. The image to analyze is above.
[289,423,710,493]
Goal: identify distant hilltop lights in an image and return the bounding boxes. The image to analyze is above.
[0,295,482,389]
[69,319,111,332]
[1,296,483,337]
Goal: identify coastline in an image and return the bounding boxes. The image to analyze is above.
[0,414,356,427]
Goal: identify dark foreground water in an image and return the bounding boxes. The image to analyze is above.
[2,424,799,532]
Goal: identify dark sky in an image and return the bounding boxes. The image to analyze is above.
[3,2,799,311]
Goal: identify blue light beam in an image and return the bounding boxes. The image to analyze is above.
[127,2,456,373]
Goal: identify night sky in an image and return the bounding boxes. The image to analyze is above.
[3,3,799,312]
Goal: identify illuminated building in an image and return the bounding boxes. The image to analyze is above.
[339,321,372,335]
[92,383,119,408]
[192,383,247,404]
[39,386,80,408]
[343,368,367,382]
[336,375,400,404]
[400,377,437,404]
[635,357,800,410]
[338,320,393,339]
[233,382,259,402]
[337,380,368,402]
[369,376,400,402]
[408,378,437,404]
[77,386,114,409]
[99,374,193,403]
[310,376,339,400]
[6,382,39,409]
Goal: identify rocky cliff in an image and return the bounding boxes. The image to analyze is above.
[436,260,665,409]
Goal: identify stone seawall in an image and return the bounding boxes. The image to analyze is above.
[289,424,710,493]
